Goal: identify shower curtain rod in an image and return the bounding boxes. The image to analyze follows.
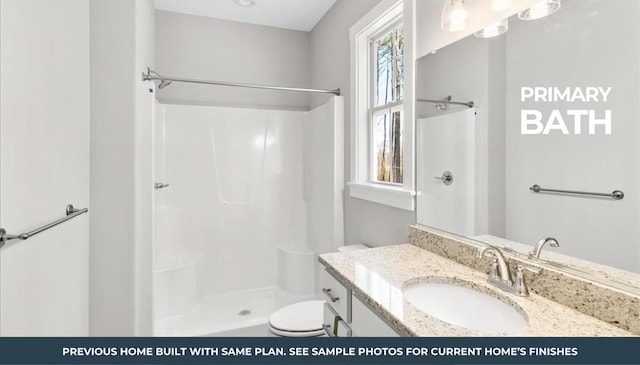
[142,68,341,96]
[417,97,475,108]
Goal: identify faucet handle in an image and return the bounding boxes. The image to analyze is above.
[489,256,499,280]
[514,264,541,297]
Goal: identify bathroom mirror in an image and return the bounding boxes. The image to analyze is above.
[415,0,639,291]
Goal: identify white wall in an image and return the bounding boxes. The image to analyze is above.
[0,0,90,335]
[417,109,477,236]
[90,0,155,336]
[416,35,507,236]
[487,38,507,237]
[310,0,416,247]
[306,97,345,254]
[505,0,640,272]
[155,11,311,111]
[134,0,156,336]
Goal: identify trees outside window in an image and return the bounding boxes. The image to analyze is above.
[371,23,404,184]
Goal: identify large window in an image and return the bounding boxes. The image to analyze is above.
[350,0,414,211]
[371,23,404,184]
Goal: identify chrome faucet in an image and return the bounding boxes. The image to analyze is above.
[529,237,559,259]
[477,245,541,297]
[477,246,512,284]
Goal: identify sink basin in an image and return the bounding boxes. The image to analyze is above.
[404,282,527,334]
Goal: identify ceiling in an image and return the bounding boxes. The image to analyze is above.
[153,0,337,32]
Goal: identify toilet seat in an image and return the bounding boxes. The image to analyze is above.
[268,300,325,337]
[268,326,325,337]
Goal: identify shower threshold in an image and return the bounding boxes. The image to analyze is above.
[154,286,314,337]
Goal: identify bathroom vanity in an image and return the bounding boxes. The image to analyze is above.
[320,269,400,337]
[318,226,638,337]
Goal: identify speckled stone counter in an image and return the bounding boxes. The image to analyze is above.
[409,225,640,335]
[474,234,640,290]
[319,244,635,337]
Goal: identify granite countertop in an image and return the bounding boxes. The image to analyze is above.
[319,244,635,337]
[474,234,640,292]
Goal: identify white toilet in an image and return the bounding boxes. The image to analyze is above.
[268,300,326,337]
[268,244,369,337]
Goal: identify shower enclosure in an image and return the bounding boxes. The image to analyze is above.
[149,78,343,335]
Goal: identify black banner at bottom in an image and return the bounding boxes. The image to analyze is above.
[0,337,638,365]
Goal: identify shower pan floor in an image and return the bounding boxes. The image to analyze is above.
[154,286,315,336]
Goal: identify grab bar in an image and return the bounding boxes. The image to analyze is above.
[529,185,624,200]
[0,204,88,248]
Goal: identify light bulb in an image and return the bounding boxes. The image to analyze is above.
[449,2,468,25]
[491,0,511,12]
[518,0,561,20]
[529,1,550,18]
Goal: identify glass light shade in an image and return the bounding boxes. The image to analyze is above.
[491,0,512,12]
[441,0,468,32]
[234,0,256,8]
[518,0,561,20]
[474,19,509,38]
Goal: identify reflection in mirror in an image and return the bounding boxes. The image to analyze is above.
[417,108,477,237]
[415,0,639,291]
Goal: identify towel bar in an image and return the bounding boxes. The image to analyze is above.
[0,204,88,248]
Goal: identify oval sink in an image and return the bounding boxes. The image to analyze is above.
[404,282,527,334]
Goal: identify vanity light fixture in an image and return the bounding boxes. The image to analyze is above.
[234,0,256,8]
[441,0,468,32]
[490,0,512,12]
[518,0,561,20]
[474,18,509,38]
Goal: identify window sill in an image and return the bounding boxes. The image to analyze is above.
[347,182,415,211]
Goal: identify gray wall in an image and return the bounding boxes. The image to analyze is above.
[310,0,415,247]
[505,0,639,271]
[155,11,311,111]
[414,0,639,272]
[90,0,155,336]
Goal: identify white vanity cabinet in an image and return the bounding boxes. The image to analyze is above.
[320,269,352,336]
[320,268,400,337]
[320,269,351,321]
[350,296,401,337]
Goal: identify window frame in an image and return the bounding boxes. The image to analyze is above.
[349,0,416,211]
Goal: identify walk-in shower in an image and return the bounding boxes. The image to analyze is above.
[147,70,344,336]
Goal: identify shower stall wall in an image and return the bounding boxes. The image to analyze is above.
[152,97,343,336]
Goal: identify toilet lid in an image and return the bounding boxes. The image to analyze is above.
[269,300,324,332]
